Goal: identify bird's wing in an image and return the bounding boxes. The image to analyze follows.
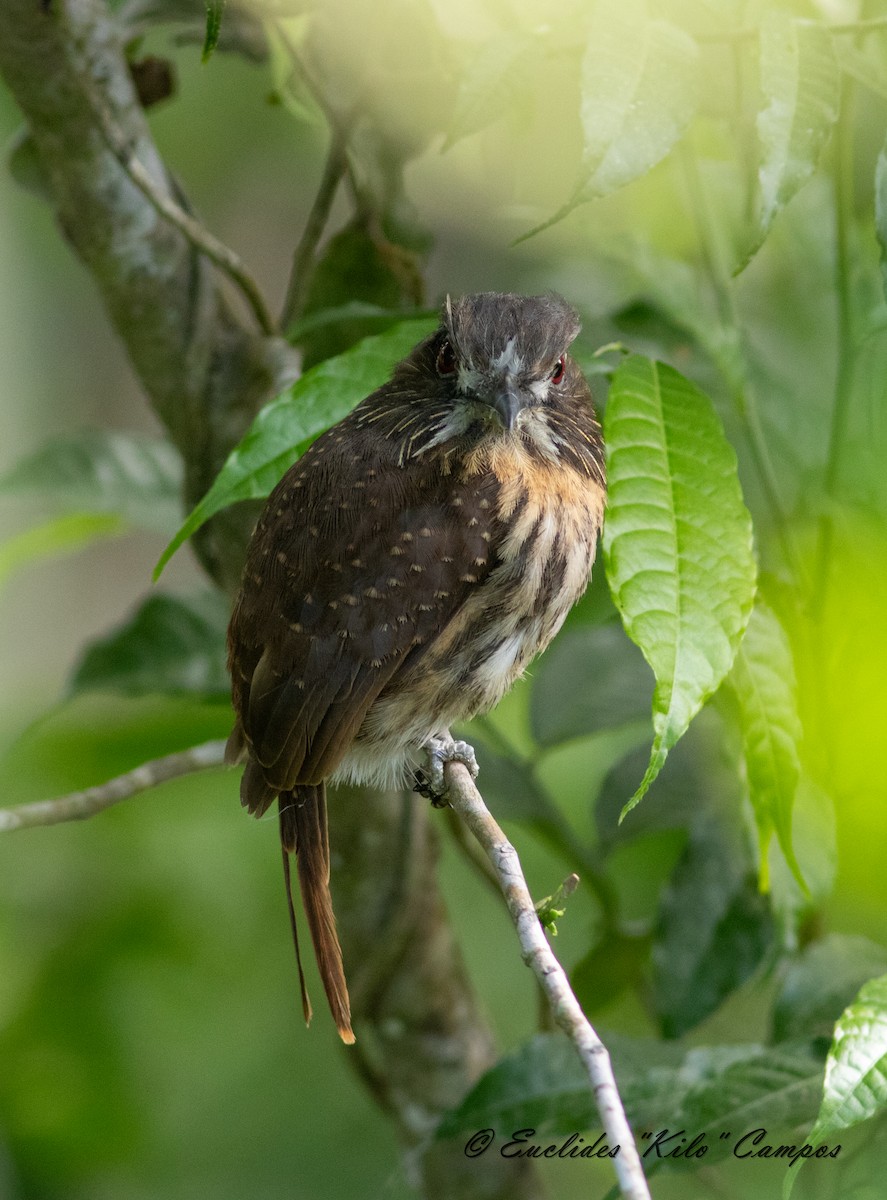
[228,424,499,811]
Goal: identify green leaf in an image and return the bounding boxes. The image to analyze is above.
[0,513,124,590]
[768,776,837,943]
[744,12,839,267]
[580,0,698,197]
[774,936,887,1045]
[571,929,651,1013]
[675,1044,825,1166]
[0,431,183,535]
[0,693,233,806]
[724,602,804,892]
[520,0,698,239]
[530,622,653,747]
[808,974,887,1147]
[202,0,226,62]
[154,318,435,579]
[602,356,756,815]
[436,1031,684,1139]
[288,302,435,344]
[653,812,774,1038]
[594,712,724,851]
[293,222,426,365]
[437,1031,822,1154]
[445,32,538,149]
[68,592,230,700]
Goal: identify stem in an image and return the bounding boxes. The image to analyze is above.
[280,131,348,333]
[445,759,651,1200]
[814,80,856,608]
[0,741,228,832]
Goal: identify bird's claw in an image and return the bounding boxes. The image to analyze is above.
[415,732,479,807]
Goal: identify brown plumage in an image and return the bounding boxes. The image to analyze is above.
[226,292,606,1042]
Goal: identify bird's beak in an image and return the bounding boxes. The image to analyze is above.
[490,378,528,432]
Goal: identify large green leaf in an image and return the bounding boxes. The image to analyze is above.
[602,356,756,814]
[580,0,698,198]
[154,317,435,578]
[520,0,698,239]
[445,31,538,149]
[530,622,653,748]
[675,1045,825,1166]
[288,302,435,344]
[774,935,887,1045]
[0,513,124,590]
[0,432,183,535]
[653,812,773,1038]
[68,592,230,700]
[436,1031,684,1140]
[743,12,839,267]
[594,714,720,851]
[293,223,426,364]
[809,974,887,1147]
[437,1031,823,1159]
[725,601,804,890]
[571,929,651,1014]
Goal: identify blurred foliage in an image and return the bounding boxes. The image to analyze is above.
[3,0,887,1197]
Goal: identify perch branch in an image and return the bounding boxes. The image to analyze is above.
[280,129,348,332]
[0,741,227,833]
[444,759,651,1200]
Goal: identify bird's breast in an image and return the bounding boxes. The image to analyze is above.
[339,443,605,785]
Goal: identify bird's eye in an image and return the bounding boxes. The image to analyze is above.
[436,339,457,376]
[550,356,566,386]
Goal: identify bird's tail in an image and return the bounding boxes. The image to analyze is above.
[279,784,354,1045]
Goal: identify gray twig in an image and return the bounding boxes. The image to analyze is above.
[280,131,348,333]
[0,740,228,833]
[444,759,652,1200]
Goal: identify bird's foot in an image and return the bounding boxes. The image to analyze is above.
[414,732,479,807]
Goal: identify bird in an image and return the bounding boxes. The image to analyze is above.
[225,291,606,1044]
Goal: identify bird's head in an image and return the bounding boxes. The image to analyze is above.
[438,291,582,436]
[360,291,603,479]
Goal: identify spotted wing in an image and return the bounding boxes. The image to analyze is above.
[227,423,499,812]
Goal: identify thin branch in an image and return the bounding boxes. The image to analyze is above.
[89,87,277,336]
[444,759,651,1200]
[0,741,227,833]
[280,131,348,333]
